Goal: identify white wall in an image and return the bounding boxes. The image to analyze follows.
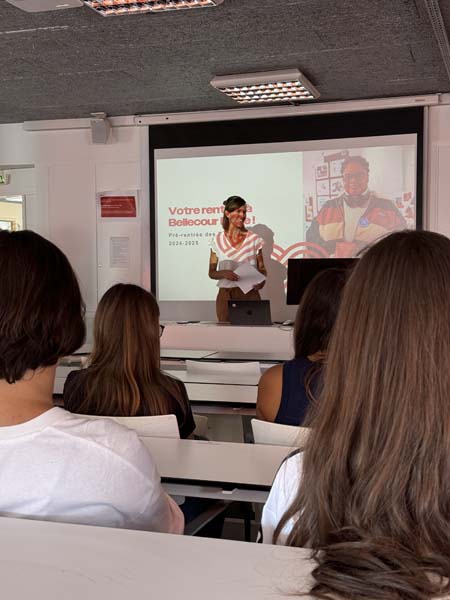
[0,123,149,317]
[427,103,450,236]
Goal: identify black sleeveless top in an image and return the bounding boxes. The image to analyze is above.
[274,357,318,426]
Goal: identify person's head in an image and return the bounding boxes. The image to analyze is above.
[222,196,247,231]
[293,268,347,359]
[342,155,369,196]
[0,230,85,384]
[79,284,184,418]
[277,230,450,598]
[92,283,161,371]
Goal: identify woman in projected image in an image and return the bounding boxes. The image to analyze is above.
[209,195,267,322]
[63,283,195,439]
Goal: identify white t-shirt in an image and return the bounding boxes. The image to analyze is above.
[261,451,302,545]
[0,407,184,533]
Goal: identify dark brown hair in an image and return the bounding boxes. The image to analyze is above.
[0,230,85,383]
[70,284,187,419]
[222,195,246,231]
[276,230,450,599]
[294,268,347,359]
[341,155,370,174]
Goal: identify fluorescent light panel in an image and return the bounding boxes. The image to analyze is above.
[84,0,223,15]
[211,69,320,104]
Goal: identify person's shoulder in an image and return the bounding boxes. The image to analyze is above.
[247,230,264,246]
[257,365,284,421]
[318,196,342,210]
[368,193,401,210]
[51,410,152,469]
[272,450,303,504]
[164,373,188,396]
[259,364,283,387]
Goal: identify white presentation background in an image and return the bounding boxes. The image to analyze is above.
[154,134,417,321]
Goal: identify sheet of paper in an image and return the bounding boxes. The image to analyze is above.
[217,262,266,293]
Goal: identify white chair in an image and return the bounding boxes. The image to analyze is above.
[192,414,208,438]
[75,413,180,438]
[251,418,309,448]
[186,360,261,377]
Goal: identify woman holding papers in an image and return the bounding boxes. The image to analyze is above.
[209,196,267,322]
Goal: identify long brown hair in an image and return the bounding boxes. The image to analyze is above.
[74,284,186,418]
[275,231,450,599]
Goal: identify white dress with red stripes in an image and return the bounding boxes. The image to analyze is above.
[210,230,264,284]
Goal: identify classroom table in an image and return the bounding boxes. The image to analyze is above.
[141,437,294,503]
[160,348,216,360]
[0,516,313,600]
[207,350,292,363]
[163,369,258,407]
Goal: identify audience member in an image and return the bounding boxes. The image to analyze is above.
[0,230,183,533]
[63,283,195,438]
[262,230,450,600]
[256,268,347,425]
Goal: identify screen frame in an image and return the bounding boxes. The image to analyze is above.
[149,106,424,298]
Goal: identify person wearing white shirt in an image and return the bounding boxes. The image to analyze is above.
[261,230,450,600]
[0,229,183,534]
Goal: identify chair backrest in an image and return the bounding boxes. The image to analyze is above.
[251,418,309,447]
[75,413,180,439]
[186,360,261,377]
[192,414,208,438]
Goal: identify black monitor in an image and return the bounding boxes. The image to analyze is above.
[286,258,357,305]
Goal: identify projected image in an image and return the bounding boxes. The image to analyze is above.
[155,134,417,319]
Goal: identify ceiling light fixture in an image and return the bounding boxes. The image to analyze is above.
[83,0,224,16]
[211,69,320,105]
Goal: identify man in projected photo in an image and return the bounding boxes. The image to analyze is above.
[306,156,407,257]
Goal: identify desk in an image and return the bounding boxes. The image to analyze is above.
[0,517,313,600]
[164,369,258,407]
[141,437,294,502]
[160,348,216,360]
[208,350,292,363]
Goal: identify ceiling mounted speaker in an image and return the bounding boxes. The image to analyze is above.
[5,0,83,12]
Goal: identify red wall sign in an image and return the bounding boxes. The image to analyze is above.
[100,196,137,218]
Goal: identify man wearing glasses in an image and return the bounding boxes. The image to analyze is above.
[306,156,406,257]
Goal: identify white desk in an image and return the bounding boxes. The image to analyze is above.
[208,350,292,363]
[141,437,294,502]
[0,517,313,600]
[164,369,258,406]
[160,348,216,360]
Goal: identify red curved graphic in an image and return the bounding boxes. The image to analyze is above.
[271,241,329,265]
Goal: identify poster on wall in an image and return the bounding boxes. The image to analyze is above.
[98,192,138,219]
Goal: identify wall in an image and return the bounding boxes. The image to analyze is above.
[427,103,450,236]
[0,123,149,322]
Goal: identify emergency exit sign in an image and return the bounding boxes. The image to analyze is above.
[0,174,7,185]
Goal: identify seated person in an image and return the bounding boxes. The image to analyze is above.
[256,269,347,425]
[63,284,195,439]
[0,230,183,533]
[261,230,450,599]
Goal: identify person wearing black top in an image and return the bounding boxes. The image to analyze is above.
[256,268,347,426]
[63,284,195,439]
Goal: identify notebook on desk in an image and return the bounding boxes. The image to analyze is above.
[228,300,272,326]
